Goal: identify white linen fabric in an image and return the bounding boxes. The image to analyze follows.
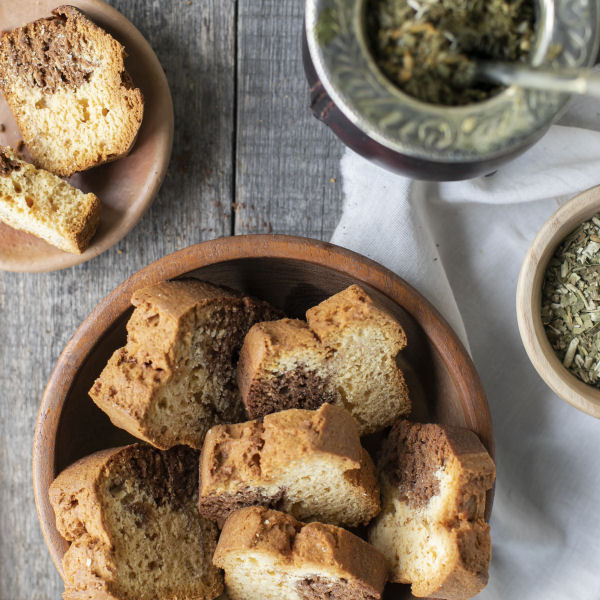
[331,102,600,599]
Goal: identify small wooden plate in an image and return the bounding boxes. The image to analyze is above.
[33,236,495,599]
[0,0,174,272]
[517,185,600,418]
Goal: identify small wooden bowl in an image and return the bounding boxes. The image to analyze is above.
[517,185,600,418]
[34,235,495,599]
[0,0,174,272]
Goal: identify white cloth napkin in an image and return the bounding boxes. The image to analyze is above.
[331,100,600,599]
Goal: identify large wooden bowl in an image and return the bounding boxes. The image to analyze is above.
[517,185,600,418]
[34,235,495,599]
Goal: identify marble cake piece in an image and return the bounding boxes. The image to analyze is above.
[198,403,380,527]
[49,444,223,600]
[369,420,496,600]
[0,6,144,176]
[90,280,281,450]
[213,506,388,600]
[238,284,410,435]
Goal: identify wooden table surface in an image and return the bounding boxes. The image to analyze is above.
[0,1,344,597]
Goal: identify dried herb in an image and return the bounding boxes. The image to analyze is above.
[316,7,338,46]
[541,216,600,387]
[366,0,535,106]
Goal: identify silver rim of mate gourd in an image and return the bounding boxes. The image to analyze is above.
[305,0,600,163]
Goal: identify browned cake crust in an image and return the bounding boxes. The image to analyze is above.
[238,285,410,434]
[89,280,281,450]
[305,284,407,345]
[0,6,144,176]
[0,146,101,253]
[370,420,496,600]
[237,318,334,415]
[213,506,388,600]
[198,404,380,526]
[49,444,223,600]
[381,420,494,518]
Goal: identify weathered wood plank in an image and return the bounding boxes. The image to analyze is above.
[235,0,344,239]
[0,0,236,597]
[0,1,347,597]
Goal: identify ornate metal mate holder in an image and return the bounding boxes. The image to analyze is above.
[303,0,600,180]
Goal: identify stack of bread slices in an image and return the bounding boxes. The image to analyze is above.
[0,6,144,253]
[49,281,495,600]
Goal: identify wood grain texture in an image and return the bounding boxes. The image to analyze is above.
[0,0,342,600]
[235,0,344,238]
[0,0,343,597]
[0,0,234,588]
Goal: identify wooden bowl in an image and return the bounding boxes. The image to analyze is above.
[33,235,495,598]
[517,185,600,418]
[0,0,174,272]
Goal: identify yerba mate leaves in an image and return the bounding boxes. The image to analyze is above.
[542,216,600,386]
[366,0,535,105]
